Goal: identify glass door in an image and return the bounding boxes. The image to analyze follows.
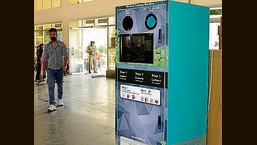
[69,28,84,73]
[82,27,107,74]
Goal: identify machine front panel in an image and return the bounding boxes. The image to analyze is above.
[115,2,167,145]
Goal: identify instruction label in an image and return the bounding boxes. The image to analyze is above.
[120,84,161,105]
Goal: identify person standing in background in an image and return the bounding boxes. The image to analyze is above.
[86,41,96,73]
[35,43,44,82]
[38,45,46,85]
[42,28,68,112]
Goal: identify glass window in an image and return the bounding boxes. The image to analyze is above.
[36,0,43,11]
[34,0,37,11]
[35,0,61,11]
[57,31,63,41]
[35,31,43,46]
[44,0,52,9]
[209,7,222,50]
[53,23,62,29]
[82,19,95,27]
[209,23,220,50]
[43,31,50,44]
[44,24,52,30]
[35,0,43,11]
[35,25,43,46]
[52,0,61,8]
[69,0,78,4]
[97,18,108,26]
[44,28,49,44]
[35,25,43,31]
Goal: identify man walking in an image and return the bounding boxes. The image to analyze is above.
[42,28,68,112]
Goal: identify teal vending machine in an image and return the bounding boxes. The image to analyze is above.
[115,1,209,145]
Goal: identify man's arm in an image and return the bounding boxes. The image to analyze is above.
[62,42,68,72]
[86,46,91,53]
[62,57,68,72]
[42,60,48,74]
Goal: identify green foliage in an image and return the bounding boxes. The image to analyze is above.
[98,45,106,54]
[154,47,165,66]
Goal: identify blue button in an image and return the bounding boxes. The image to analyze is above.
[145,14,157,30]
[147,16,156,28]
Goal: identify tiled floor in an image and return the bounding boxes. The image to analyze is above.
[34,73,115,145]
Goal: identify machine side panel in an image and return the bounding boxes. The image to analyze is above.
[167,1,209,144]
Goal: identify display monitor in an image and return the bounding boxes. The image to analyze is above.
[120,33,154,64]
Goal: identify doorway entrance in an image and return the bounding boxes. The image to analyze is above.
[69,27,107,75]
[83,27,107,74]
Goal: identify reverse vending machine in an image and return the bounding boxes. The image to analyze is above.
[115,1,209,145]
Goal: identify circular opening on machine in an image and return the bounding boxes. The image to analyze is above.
[122,16,133,31]
[145,14,157,30]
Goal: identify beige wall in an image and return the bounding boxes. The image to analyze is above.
[34,0,222,46]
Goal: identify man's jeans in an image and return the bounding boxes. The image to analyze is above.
[47,68,63,105]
